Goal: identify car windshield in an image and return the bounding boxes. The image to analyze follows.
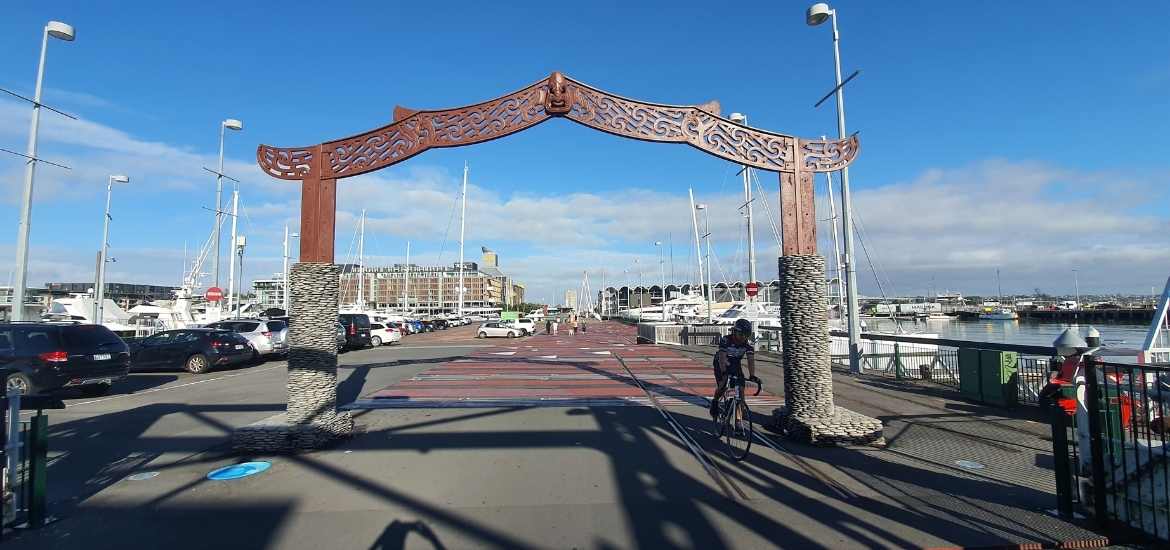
[211,321,260,332]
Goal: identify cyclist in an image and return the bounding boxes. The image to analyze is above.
[711,318,760,419]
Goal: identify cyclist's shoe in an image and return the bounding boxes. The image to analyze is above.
[709,400,719,420]
[749,375,762,384]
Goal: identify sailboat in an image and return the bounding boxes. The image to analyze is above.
[1139,275,1170,364]
[980,269,1019,320]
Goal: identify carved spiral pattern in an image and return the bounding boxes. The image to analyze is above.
[258,145,314,179]
[801,135,860,172]
[324,83,548,178]
[565,81,794,172]
[256,73,859,181]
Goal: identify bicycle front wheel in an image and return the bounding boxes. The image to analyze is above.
[719,399,753,461]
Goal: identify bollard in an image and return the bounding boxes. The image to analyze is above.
[893,342,905,380]
[27,411,48,527]
[1051,403,1074,517]
[4,389,21,524]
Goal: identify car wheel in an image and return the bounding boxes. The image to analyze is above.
[371,336,382,347]
[5,373,34,396]
[478,332,486,339]
[507,331,516,338]
[185,353,210,374]
[79,383,112,397]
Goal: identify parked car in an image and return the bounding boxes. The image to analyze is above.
[386,321,408,335]
[369,323,402,346]
[504,318,535,336]
[0,322,130,396]
[477,322,519,339]
[336,323,346,351]
[409,320,425,333]
[265,319,289,356]
[431,319,449,330]
[204,319,286,359]
[130,328,252,374]
[338,313,372,349]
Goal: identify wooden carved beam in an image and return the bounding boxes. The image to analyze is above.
[256,72,860,181]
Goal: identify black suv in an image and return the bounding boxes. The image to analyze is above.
[0,323,130,396]
[337,313,372,350]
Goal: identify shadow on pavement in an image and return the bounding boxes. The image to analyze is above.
[369,520,448,550]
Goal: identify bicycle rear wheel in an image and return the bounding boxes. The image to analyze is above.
[719,398,753,461]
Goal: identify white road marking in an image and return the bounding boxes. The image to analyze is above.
[490,351,517,356]
[48,364,285,411]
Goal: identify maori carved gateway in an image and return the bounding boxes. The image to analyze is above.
[241,72,879,451]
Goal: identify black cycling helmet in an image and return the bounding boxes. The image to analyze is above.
[731,318,753,336]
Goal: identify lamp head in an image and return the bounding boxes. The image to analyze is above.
[46,21,75,41]
[654,241,662,246]
[110,175,129,184]
[729,112,746,124]
[806,3,832,26]
[695,203,707,210]
[1053,328,1087,357]
[222,119,243,131]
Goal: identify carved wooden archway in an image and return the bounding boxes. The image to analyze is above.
[256,72,859,263]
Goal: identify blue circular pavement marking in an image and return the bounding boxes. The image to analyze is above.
[955,460,986,470]
[206,461,271,481]
[126,471,159,481]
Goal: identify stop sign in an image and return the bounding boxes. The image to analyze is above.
[745,282,760,297]
[205,287,224,302]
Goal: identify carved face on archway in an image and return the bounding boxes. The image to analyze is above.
[543,72,572,115]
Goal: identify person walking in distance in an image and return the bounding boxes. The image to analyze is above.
[546,318,552,335]
[552,317,559,336]
[570,315,578,336]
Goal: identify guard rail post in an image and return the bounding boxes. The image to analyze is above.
[27,409,48,527]
[1082,355,1108,527]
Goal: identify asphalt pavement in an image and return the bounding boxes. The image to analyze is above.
[4,322,1109,549]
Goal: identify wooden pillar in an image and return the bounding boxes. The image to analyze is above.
[779,166,817,256]
[298,145,336,263]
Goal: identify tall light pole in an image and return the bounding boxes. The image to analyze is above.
[654,241,666,303]
[635,258,643,322]
[282,226,299,312]
[213,118,243,291]
[94,175,129,323]
[729,112,756,286]
[226,186,241,317]
[11,21,75,321]
[458,162,468,317]
[808,2,863,374]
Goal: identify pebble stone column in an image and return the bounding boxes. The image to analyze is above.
[233,262,352,452]
[774,254,884,446]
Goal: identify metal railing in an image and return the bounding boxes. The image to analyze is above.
[2,390,54,538]
[1054,357,1170,543]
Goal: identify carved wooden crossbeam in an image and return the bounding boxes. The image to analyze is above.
[256,72,860,262]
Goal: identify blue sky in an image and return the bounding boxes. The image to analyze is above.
[1,0,1168,304]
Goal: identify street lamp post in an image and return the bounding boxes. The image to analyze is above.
[808,2,863,374]
[283,225,299,312]
[94,175,129,323]
[11,21,75,321]
[655,240,667,321]
[213,118,243,291]
[1073,269,1081,310]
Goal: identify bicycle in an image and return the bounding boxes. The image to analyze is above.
[714,369,761,461]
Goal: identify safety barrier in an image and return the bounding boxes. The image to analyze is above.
[2,389,58,538]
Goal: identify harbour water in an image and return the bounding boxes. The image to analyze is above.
[863,317,1149,351]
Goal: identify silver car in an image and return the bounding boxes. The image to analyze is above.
[205,319,287,358]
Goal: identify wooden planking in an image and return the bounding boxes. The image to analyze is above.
[779,167,817,256]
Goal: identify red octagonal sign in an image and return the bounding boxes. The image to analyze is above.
[745,282,760,297]
[205,287,224,302]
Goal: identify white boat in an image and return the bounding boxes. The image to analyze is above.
[925,312,953,322]
[42,294,143,335]
[980,308,1019,320]
[1140,276,1170,364]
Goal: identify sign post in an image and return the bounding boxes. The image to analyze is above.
[745,282,760,298]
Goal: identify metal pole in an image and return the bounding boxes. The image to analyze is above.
[11,29,53,322]
[5,390,22,516]
[458,162,468,317]
[226,187,239,317]
[704,208,714,323]
[741,115,757,287]
[403,241,411,314]
[214,123,225,290]
[656,242,665,303]
[282,225,290,312]
[688,189,706,319]
[1073,269,1080,310]
[829,9,863,374]
[669,232,674,285]
[823,137,846,314]
[96,176,114,324]
[357,210,366,309]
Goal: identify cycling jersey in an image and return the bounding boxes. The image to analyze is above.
[714,334,754,376]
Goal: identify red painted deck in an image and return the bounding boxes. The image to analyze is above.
[358,321,782,409]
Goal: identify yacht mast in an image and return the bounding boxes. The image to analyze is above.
[403,241,410,314]
[357,209,366,310]
[458,162,468,317]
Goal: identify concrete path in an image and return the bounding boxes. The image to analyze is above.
[5,321,1108,549]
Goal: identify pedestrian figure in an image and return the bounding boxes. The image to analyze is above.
[581,319,587,333]
[546,319,552,335]
[552,319,559,335]
[570,316,578,336]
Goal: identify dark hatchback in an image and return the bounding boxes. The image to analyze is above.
[129,328,252,374]
[0,323,130,396]
[337,313,372,349]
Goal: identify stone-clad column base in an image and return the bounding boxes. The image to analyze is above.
[773,406,885,446]
[776,254,883,446]
[234,262,352,453]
